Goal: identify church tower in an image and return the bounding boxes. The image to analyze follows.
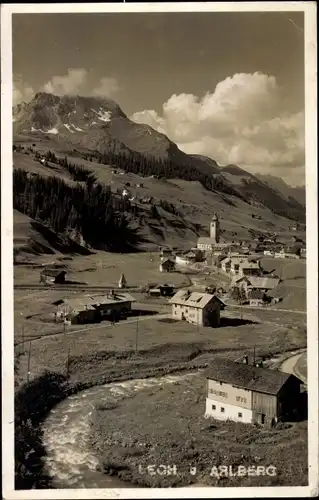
[210,213,220,244]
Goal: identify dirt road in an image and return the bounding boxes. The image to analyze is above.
[280,350,307,382]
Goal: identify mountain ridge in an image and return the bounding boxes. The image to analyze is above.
[13,92,305,223]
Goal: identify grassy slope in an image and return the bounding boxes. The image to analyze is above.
[13,141,305,249]
[91,374,307,487]
[260,257,306,311]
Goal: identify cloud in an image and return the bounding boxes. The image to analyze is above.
[43,68,88,96]
[13,74,34,105]
[92,77,120,98]
[43,69,120,98]
[131,72,305,180]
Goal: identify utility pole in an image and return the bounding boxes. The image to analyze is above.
[135,313,139,353]
[27,341,32,383]
[253,345,256,366]
[21,323,25,354]
[20,312,25,353]
[66,344,71,379]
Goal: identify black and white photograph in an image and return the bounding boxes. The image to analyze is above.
[1,2,318,499]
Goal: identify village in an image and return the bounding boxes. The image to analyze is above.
[15,212,307,435]
[34,212,306,329]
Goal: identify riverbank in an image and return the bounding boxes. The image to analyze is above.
[15,342,307,489]
[90,373,308,488]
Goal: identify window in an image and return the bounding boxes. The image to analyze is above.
[209,388,228,398]
[238,412,243,418]
[236,396,247,404]
[221,407,225,413]
[212,404,216,410]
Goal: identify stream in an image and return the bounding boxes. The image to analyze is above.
[42,372,198,489]
[41,348,307,489]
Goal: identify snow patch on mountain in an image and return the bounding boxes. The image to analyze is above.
[31,126,44,133]
[91,108,111,123]
[64,124,75,133]
[71,124,84,132]
[47,127,59,134]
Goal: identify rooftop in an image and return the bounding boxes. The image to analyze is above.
[161,258,175,265]
[169,289,225,309]
[239,261,260,269]
[234,276,280,289]
[63,292,135,311]
[206,358,297,395]
[41,268,66,277]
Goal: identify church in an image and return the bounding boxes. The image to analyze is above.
[197,213,230,254]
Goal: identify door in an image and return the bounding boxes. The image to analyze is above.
[260,413,266,424]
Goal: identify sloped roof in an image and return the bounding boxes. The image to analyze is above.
[169,289,224,309]
[206,358,296,395]
[247,277,280,289]
[161,258,175,266]
[239,261,260,269]
[62,292,135,312]
[222,256,248,265]
[197,237,215,245]
[234,276,280,289]
[41,268,66,277]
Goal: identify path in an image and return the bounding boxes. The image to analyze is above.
[280,350,307,383]
[226,304,306,315]
[15,312,170,346]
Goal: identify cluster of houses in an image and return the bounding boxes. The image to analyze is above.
[158,213,306,277]
[217,255,281,306]
[264,246,306,259]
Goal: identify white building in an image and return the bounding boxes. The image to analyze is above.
[169,289,225,327]
[159,258,176,273]
[205,358,301,425]
[197,213,230,253]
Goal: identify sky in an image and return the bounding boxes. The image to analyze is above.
[12,11,305,186]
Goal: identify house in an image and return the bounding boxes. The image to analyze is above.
[159,258,176,273]
[56,291,135,324]
[122,188,130,198]
[175,253,194,266]
[238,260,262,278]
[40,268,67,285]
[205,358,302,425]
[248,289,266,307]
[274,251,286,259]
[160,247,173,261]
[263,250,274,256]
[233,276,280,294]
[158,284,175,297]
[220,256,232,274]
[149,284,175,297]
[284,252,301,260]
[169,289,225,327]
[220,256,251,275]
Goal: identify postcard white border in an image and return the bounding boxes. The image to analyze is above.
[1,2,318,499]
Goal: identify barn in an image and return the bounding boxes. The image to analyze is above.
[205,358,302,425]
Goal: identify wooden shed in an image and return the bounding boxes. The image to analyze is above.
[40,268,67,285]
